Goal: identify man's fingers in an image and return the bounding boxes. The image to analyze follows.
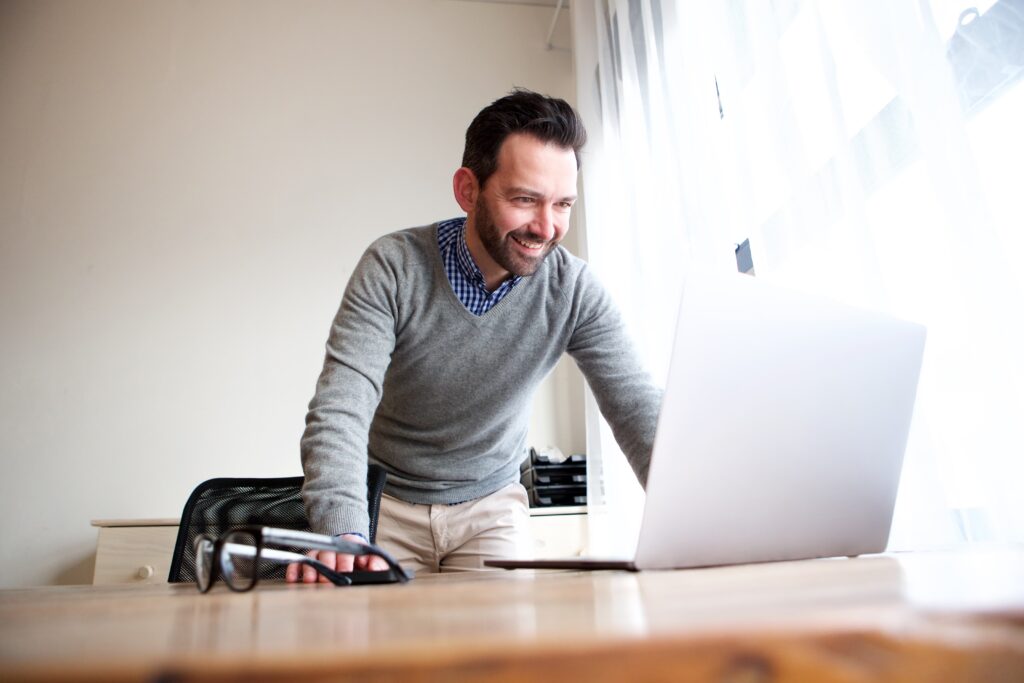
[301,549,321,583]
[314,550,336,584]
[354,554,390,572]
[312,548,356,577]
[289,541,373,583]
[334,551,356,573]
[337,535,390,573]
[288,549,361,584]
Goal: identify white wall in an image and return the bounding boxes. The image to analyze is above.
[0,0,585,587]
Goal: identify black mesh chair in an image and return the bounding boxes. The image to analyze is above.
[168,465,387,583]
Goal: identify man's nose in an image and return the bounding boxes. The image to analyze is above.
[532,204,556,241]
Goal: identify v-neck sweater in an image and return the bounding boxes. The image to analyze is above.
[301,223,662,538]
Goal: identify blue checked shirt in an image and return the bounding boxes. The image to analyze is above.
[437,217,522,315]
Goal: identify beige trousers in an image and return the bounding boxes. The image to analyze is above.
[375,482,532,574]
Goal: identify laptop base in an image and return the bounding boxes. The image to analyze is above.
[485,558,637,571]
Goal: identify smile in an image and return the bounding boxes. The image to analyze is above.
[511,235,546,250]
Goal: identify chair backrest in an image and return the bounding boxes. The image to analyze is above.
[167,465,387,583]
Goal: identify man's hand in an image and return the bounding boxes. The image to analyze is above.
[285,533,391,583]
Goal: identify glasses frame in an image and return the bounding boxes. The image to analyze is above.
[192,525,411,593]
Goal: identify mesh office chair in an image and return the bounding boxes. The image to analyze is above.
[168,465,387,583]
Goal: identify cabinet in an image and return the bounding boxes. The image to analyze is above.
[528,507,588,558]
[91,519,179,585]
[92,509,588,585]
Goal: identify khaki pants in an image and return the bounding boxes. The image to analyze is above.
[375,482,532,574]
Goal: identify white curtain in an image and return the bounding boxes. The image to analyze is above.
[573,0,1024,554]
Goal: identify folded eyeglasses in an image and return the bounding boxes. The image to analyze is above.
[192,526,412,592]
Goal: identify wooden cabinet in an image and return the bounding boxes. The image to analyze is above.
[91,519,179,585]
[528,507,588,558]
[92,509,587,585]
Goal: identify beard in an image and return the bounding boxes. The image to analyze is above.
[474,195,560,278]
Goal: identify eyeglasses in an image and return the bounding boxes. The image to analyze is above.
[192,526,411,592]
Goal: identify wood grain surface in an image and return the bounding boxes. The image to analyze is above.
[2,549,1023,682]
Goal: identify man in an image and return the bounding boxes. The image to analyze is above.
[286,89,661,581]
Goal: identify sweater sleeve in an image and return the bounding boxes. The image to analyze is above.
[300,240,399,538]
[566,266,662,487]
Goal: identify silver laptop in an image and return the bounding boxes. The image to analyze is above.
[487,271,926,571]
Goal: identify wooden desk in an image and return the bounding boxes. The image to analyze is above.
[2,549,1023,682]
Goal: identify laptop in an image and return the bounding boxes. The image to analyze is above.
[487,270,926,571]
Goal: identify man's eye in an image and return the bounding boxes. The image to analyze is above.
[514,197,535,204]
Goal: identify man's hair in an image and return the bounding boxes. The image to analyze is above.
[462,88,587,188]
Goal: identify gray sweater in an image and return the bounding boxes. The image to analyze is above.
[301,223,662,538]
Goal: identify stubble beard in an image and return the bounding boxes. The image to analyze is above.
[474,196,559,278]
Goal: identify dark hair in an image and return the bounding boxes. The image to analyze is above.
[462,88,587,188]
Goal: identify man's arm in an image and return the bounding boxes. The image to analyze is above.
[566,267,662,487]
[300,241,399,539]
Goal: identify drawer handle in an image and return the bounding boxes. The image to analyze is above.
[137,565,155,580]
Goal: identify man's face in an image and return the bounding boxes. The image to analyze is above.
[468,133,578,282]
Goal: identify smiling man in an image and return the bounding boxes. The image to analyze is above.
[290,90,662,580]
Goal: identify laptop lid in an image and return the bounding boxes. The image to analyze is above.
[633,271,926,569]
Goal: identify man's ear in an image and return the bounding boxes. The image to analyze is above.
[453,167,480,213]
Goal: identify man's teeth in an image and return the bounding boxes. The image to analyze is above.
[512,235,544,249]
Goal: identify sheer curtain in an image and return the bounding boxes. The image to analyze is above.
[572,0,1024,554]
